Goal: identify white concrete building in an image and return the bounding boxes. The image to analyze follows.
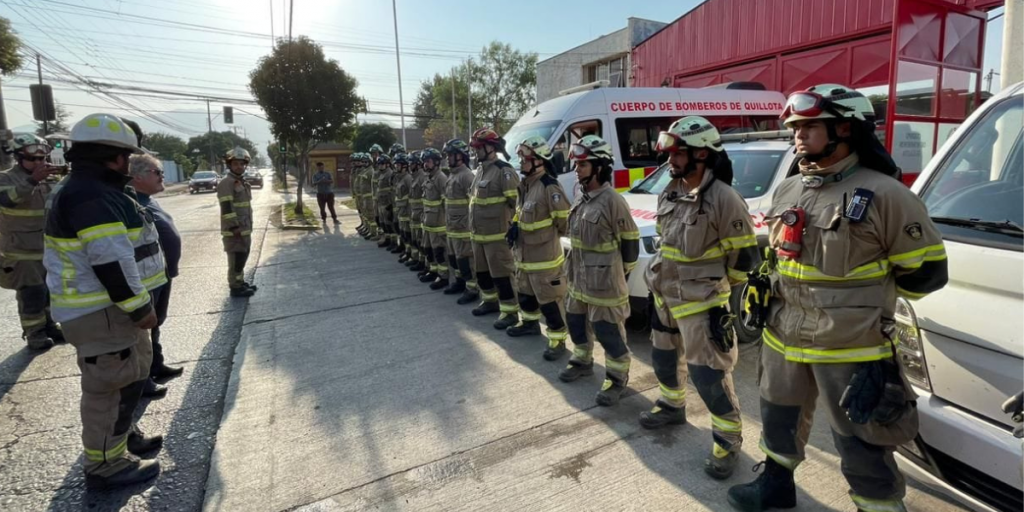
[535,17,667,104]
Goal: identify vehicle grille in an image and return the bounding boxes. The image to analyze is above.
[928,445,1023,512]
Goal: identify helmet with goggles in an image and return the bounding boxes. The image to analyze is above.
[5,133,51,157]
[655,116,724,154]
[568,135,613,162]
[781,84,874,128]
[516,135,552,161]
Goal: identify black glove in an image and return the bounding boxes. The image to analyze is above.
[707,306,735,353]
[505,221,519,249]
[839,360,908,426]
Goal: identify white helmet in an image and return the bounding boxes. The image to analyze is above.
[781,84,875,128]
[656,116,724,153]
[69,113,143,153]
[224,147,251,163]
[5,132,51,156]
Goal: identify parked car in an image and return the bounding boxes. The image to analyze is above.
[244,170,263,188]
[189,171,219,194]
[560,133,796,342]
[894,81,1024,512]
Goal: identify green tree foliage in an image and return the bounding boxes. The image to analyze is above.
[249,36,360,213]
[145,132,187,159]
[0,17,23,76]
[352,122,396,153]
[186,131,259,171]
[467,42,537,132]
[412,80,438,130]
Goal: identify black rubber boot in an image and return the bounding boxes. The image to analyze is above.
[542,343,567,361]
[390,243,404,254]
[457,290,479,305]
[595,379,627,407]
[127,424,163,456]
[377,237,389,248]
[472,301,500,316]
[410,261,426,272]
[558,362,594,382]
[230,287,255,298]
[493,312,519,330]
[726,459,797,512]
[398,253,410,263]
[142,380,167,399]
[444,278,466,295]
[430,276,449,291]
[85,455,160,489]
[151,364,184,384]
[419,272,438,283]
[506,320,541,337]
[45,320,65,344]
[639,400,687,429]
[706,448,741,480]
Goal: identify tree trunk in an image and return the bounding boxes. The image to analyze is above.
[294,148,308,215]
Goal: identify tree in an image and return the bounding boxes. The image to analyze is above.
[249,36,361,214]
[412,80,438,130]
[467,42,537,132]
[34,102,71,136]
[0,17,22,76]
[352,122,396,153]
[145,132,187,159]
[186,131,259,171]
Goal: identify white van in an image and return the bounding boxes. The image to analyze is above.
[503,84,787,202]
[895,82,1023,512]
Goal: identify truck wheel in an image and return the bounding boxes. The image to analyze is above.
[731,282,762,344]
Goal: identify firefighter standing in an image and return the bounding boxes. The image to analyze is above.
[353,153,370,237]
[468,128,520,330]
[219,147,256,298]
[367,145,384,242]
[0,133,65,350]
[375,154,396,250]
[727,84,948,512]
[392,153,412,258]
[561,135,640,406]
[505,136,571,360]
[641,116,759,479]
[420,148,449,289]
[407,151,427,271]
[442,140,479,304]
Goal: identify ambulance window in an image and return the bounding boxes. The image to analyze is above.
[553,119,603,174]
[614,117,673,168]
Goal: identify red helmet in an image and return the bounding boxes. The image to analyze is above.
[470,127,504,149]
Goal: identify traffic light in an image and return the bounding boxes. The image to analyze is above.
[223,106,234,124]
[278,141,287,154]
[29,84,55,121]
[53,140,63,149]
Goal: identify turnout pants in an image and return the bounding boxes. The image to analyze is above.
[226,247,251,289]
[317,193,337,220]
[424,228,448,277]
[516,268,567,349]
[0,260,50,337]
[472,241,517,316]
[651,300,743,451]
[447,237,476,291]
[65,307,153,477]
[564,296,631,388]
[759,346,918,510]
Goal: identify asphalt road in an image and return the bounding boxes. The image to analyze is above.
[0,181,969,511]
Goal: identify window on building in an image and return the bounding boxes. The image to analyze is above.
[609,58,623,87]
[584,55,627,87]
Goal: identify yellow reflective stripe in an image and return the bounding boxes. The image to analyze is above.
[777,259,889,282]
[620,230,640,241]
[0,207,44,217]
[409,199,423,204]
[665,291,730,319]
[471,196,508,206]
[568,286,628,307]
[659,383,685,401]
[547,329,567,341]
[423,225,447,233]
[721,234,757,250]
[661,244,725,263]
[116,291,151,312]
[84,436,128,462]
[551,209,569,219]
[763,329,895,363]
[624,260,638,273]
[517,253,565,272]
[422,199,443,207]
[398,216,411,222]
[21,315,47,328]
[499,303,519,314]
[142,271,168,289]
[472,232,506,243]
[45,236,83,251]
[711,414,742,433]
[888,243,946,270]
[759,438,800,471]
[896,286,929,300]
[479,290,498,301]
[605,357,630,373]
[521,310,543,321]
[222,230,252,237]
[572,347,592,361]
[446,198,470,205]
[378,187,393,192]
[78,222,128,243]
[520,218,553,231]
[728,268,748,282]
[222,213,238,220]
[127,228,143,241]
[503,189,518,198]
[0,186,18,202]
[447,231,472,239]
[218,195,232,202]
[850,494,908,512]
[233,201,250,207]
[570,237,618,253]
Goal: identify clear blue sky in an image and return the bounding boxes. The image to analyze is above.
[0,0,1007,146]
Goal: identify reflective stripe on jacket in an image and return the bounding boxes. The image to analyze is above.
[566,183,639,307]
[515,172,570,272]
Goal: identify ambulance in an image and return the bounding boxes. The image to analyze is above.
[503,82,787,202]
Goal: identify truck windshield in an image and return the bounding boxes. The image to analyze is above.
[504,120,561,169]
[630,149,785,199]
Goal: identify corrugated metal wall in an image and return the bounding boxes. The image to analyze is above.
[632,0,896,87]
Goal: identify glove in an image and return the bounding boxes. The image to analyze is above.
[839,360,908,426]
[505,221,519,248]
[707,306,736,353]
[1002,391,1024,438]
[744,271,772,329]
[871,359,908,425]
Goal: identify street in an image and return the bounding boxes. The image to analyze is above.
[0,185,969,511]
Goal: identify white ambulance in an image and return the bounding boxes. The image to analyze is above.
[503,82,787,202]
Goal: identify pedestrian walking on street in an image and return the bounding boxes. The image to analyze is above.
[468,128,521,330]
[44,113,166,488]
[442,141,479,304]
[0,133,65,351]
[420,148,449,290]
[129,154,185,399]
[560,135,640,407]
[727,84,949,512]
[219,147,257,298]
[313,162,339,224]
[505,136,572,361]
[641,116,760,480]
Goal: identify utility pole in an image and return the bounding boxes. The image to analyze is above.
[37,54,48,136]
[288,0,294,42]
[466,59,473,140]
[450,67,457,139]
[392,0,406,147]
[1003,0,1023,89]
[269,0,275,48]
[206,99,214,171]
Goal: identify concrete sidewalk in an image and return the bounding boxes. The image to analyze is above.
[203,205,966,512]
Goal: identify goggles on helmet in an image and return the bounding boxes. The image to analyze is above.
[654,132,687,154]
[20,144,51,157]
[780,92,854,121]
[516,143,538,160]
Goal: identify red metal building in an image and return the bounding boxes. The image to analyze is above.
[632,0,1004,181]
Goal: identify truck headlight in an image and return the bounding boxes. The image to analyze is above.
[894,297,930,391]
[642,235,661,254]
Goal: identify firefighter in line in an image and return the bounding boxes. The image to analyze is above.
[0,133,65,350]
[219,147,256,298]
[727,84,948,512]
[366,145,384,242]
[393,153,412,258]
[468,128,520,330]
[641,116,759,480]
[389,142,406,159]
[375,154,396,250]
[353,153,371,238]
[406,151,427,271]
[560,135,639,407]
[44,113,165,487]
[419,147,449,289]
[505,136,572,360]
[442,140,480,305]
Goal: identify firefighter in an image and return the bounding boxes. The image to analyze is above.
[0,133,64,350]
[407,151,427,270]
[44,113,165,487]
[561,135,640,407]
[420,147,449,289]
[468,128,520,330]
[367,144,384,242]
[375,154,396,250]
[389,142,406,159]
[353,153,369,237]
[393,153,412,259]
[443,140,479,304]
[727,84,948,512]
[640,116,759,479]
[219,147,256,298]
[505,136,571,360]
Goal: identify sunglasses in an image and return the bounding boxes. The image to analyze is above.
[22,156,47,162]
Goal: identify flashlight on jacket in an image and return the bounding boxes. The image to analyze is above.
[777,207,806,259]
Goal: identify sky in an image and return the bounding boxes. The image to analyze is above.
[0,0,1008,150]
